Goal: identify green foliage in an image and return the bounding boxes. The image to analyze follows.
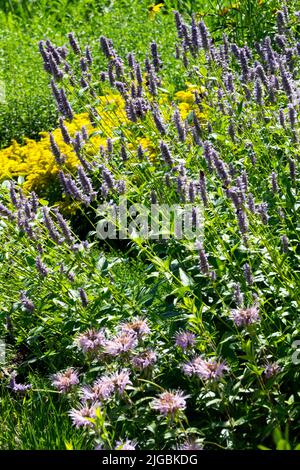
[1,0,300,453]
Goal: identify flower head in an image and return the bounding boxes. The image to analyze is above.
[175,331,196,351]
[230,305,260,327]
[51,368,79,393]
[76,329,106,354]
[111,369,132,394]
[183,356,228,381]
[68,404,99,428]
[104,332,138,356]
[264,362,281,379]
[178,439,203,450]
[115,439,137,450]
[121,317,150,338]
[81,376,115,402]
[131,350,157,370]
[9,372,31,393]
[152,390,187,416]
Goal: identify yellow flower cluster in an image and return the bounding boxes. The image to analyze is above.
[0,86,207,197]
[0,94,127,193]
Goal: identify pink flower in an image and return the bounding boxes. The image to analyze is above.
[152,390,188,416]
[175,331,196,351]
[81,376,115,402]
[230,305,260,327]
[68,403,99,428]
[183,356,228,381]
[111,369,132,394]
[76,328,106,353]
[131,350,157,370]
[104,332,138,356]
[51,368,79,393]
[120,317,150,338]
[115,439,137,450]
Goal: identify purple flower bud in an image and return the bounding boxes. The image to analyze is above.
[191,15,200,51]
[213,153,230,186]
[79,288,89,307]
[42,207,63,244]
[255,64,268,87]
[100,36,113,58]
[239,49,249,82]
[78,166,95,197]
[137,144,145,160]
[153,108,167,135]
[234,283,244,306]
[59,117,71,145]
[203,141,213,172]
[199,170,208,206]
[188,182,195,203]
[85,46,93,65]
[280,63,293,98]
[281,235,289,253]
[231,43,240,60]
[160,141,174,166]
[173,108,186,142]
[53,209,75,244]
[120,144,128,161]
[243,263,253,286]
[198,21,209,50]
[289,159,296,180]
[254,78,263,105]
[288,104,297,128]
[247,193,255,213]
[150,41,162,73]
[174,11,183,39]
[30,192,38,213]
[236,209,248,234]
[0,203,15,220]
[276,11,286,34]
[228,121,236,142]
[50,133,64,165]
[102,166,115,189]
[257,202,269,224]
[36,256,48,277]
[9,183,18,207]
[197,243,210,275]
[20,292,35,312]
[271,171,279,193]
[68,32,81,55]
[279,109,285,128]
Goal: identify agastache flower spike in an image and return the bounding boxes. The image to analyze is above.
[68,32,81,55]
[153,108,167,135]
[198,21,209,50]
[150,41,162,72]
[279,234,289,253]
[173,108,186,142]
[160,141,174,166]
[42,207,63,244]
[49,133,64,165]
[53,209,75,244]
[20,292,35,312]
[198,170,208,206]
[243,263,253,286]
[79,288,89,307]
[35,256,48,277]
[59,117,71,144]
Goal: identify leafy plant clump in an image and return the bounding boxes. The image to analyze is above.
[1,3,300,451]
